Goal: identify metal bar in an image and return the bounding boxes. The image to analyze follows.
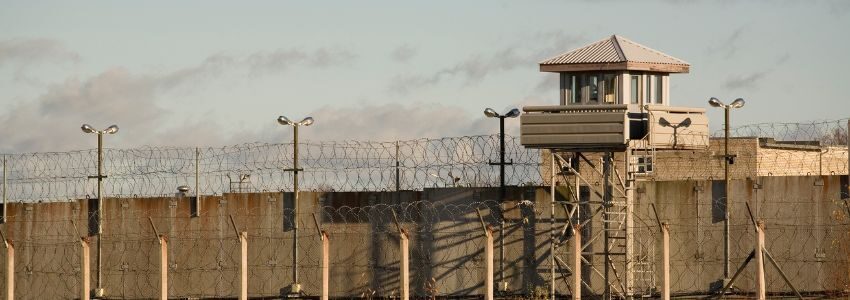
[292,125,299,287]
[662,223,670,300]
[476,208,488,234]
[5,240,13,300]
[714,250,755,299]
[552,255,573,296]
[603,152,611,300]
[399,229,409,300]
[148,217,160,239]
[572,225,581,300]
[559,156,606,199]
[395,141,400,192]
[96,133,103,293]
[484,226,494,300]
[194,147,200,217]
[312,213,323,238]
[755,221,765,300]
[2,156,6,224]
[392,209,402,234]
[81,237,90,300]
[229,215,240,238]
[159,235,168,300]
[320,230,329,300]
[498,117,506,288]
[550,151,556,299]
[239,232,248,300]
[723,106,731,280]
[651,203,663,231]
[762,248,803,299]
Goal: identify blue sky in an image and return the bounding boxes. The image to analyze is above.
[1,0,848,153]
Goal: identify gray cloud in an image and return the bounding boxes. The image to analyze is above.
[0,38,80,68]
[722,53,791,91]
[388,31,584,95]
[0,47,358,153]
[390,44,418,63]
[723,71,768,90]
[707,26,745,59]
[272,103,496,142]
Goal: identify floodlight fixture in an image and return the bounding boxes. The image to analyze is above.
[730,98,745,108]
[504,108,521,118]
[708,97,724,108]
[277,116,294,126]
[81,124,96,134]
[484,108,499,118]
[298,117,314,126]
[104,125,119,134]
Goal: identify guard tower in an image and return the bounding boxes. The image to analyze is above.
[522,35,708,151]
[520,35,709,298]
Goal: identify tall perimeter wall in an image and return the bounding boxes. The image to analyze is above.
[0,175,848,299]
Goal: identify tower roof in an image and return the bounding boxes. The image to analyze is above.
[539,35,690,73]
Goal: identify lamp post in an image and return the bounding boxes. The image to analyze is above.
[708,97,745,282]
[484,107,519,292]
[81,123,119,297]
[277,115,314,294]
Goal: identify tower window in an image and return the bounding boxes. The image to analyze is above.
[588,75,599,103]
[603,74,617,104]
[630,75,640,104]
[655,75,663,104]
[571,75,581,104]
[645,75,652,104]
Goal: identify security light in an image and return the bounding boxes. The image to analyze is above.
[484,108,499,118]
[708,97,724,108]
[277,116,294,126]
[81,124,96,134]
[298,117,314,126]
[104,125,119,134]
[504,108,521,118]
[729,98,745,108]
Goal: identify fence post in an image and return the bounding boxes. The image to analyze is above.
[485,226,494,300]
[239,231,248,300]
[4,239,12,300]
[572,224,581,300]
[661,222,670,300]
[158,235,168,300]
[755,221,766,300]
[321,231,329,300]
[81,237,91,300]
[400,229,409,300]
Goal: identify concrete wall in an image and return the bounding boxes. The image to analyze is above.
[0,176,848,299]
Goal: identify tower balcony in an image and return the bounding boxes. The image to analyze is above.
[519,104,708,151]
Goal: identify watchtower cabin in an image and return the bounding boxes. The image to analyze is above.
[521,35,709,152]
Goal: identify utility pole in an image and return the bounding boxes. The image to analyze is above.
[277,115,314,294]
[484,107,519,291]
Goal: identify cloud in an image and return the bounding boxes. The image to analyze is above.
[707,26,745,59]
[0,38,80,68]
[0,47,358,153]
[723,71,768,90]
[388,31,584,95]
[722,54,791,91]
[390,45,418,63]
[272,103,496,142]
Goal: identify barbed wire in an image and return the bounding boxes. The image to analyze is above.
[0,118,847,202]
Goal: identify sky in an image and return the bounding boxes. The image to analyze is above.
[1,0,849,153]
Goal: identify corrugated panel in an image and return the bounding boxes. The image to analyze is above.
[539,35,689,67]
[539,36,624,65]
[616,36,689,66]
